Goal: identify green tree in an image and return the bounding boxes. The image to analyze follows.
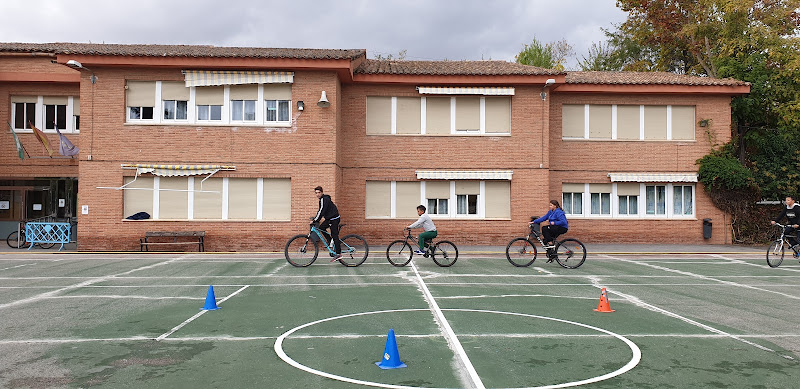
[516,37,573,70]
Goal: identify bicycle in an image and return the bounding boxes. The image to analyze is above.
[766,222,799,268]
[284,222,369,267]
[505,223,586,268]
[385,228,458,267]
[6,222,56,249]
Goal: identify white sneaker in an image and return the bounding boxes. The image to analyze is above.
[414,250,425,255]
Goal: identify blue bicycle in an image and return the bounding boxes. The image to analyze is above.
[284,222,369,267]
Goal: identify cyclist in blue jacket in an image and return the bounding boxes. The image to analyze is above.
[530,200,569,249]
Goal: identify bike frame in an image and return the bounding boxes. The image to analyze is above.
[308,223,356,255]
[401,229,434,253]
[773,223,798,252]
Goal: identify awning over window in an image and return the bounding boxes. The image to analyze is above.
[608,172,698,183]
[416,170,513,180]
[122,164,236,177]
[417,86,515,96]
[183,70,294,87]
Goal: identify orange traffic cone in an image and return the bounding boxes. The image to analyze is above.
[593,288,615,312]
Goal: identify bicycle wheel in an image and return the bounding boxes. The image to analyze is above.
[766,240,785,268]
[285,235,318,267]
[6,231,30,249]
[505,238,537,267]
[37,242,56,249]
[386,240,413,267]
[432,241,458,267]
[338,234,369,267]
[555,238,587,269]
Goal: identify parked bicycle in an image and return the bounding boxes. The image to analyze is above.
[6,222,56,249]
[506,222,586,268]
[386,228,458,267]
[767,222,799,268]
[284,222,369,267]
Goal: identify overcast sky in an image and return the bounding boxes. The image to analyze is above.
[1,0,627,69]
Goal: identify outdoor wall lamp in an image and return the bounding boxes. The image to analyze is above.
[66,60,97,84]
[317,91,330,108]
[540,78,555,101]
[297,101,304,111]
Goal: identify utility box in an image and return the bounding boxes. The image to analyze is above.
[703,218,713,239]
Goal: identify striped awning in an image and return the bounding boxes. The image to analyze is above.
[417,86,515,96]
[608,172,698,183]
[183,70,294,87]
[415,170,513,180]
[122,164,236,177]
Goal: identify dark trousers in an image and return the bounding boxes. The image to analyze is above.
[542,225,568,245]
[320,218,341,254]
[785,226,798,247]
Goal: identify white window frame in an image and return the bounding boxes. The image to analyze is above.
[162,100,189,121]
[265,99,291,124]
[562,191,584,216]
[617,194,639,216]
[381,96,509,136]
[196,104,223,122]
[12,96,81,133]
[566,104,695,141]
[382,180,490,219]
[590,192,612,216]
[645,184,667,216]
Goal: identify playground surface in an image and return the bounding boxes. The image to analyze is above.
[0,244,798,388]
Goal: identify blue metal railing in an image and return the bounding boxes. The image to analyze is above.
[26,222,71,251]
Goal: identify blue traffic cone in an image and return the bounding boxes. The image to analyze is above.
[202,285,220,310]
[375,329,406,369]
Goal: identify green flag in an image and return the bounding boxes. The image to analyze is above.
[8,122,25,160]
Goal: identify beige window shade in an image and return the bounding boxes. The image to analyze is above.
[396,182,421,218]
[230,84,258,100]
[161,81,190,101]
[195,86,224,105]
[425,181,450,199]
[366,181,391,217]
[263,178,291,221]
[671,105,695,140]
[194,178,223,219]
[455,181,480,195]
[455,96,480,131]
[73,99,80,114]
[126,81,156,107]
[562,183,585,192]
[617,105,640,140]
[562,104,585,138]
[396,97,421,134]
[159,177,188,219]
[485,97,511,133]
[264,84,292,100]
[228,179,258,220]
[616,183,640,196]
[366,97,392,135]
[644,106,668,140]
[11,96,37,103]
[589,105,612,139]
[426,97,451,134]
[123,176,154,218]
[43,96,68,105]
[485,181,510,218]
[589,183,612,193]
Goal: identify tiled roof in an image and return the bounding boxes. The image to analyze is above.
[566,71,749,86]
[355,59,563,76]
[0,42,366,60]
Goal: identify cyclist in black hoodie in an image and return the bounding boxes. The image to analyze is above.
[312,186,341,260]
[771,195,800,248]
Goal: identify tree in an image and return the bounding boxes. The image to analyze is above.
[373,49,407,61]
[516,37,574,70]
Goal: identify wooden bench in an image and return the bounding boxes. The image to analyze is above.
[140,231,205,252]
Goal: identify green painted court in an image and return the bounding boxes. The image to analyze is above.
[0,249,798,388]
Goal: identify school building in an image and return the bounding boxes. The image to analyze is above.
[0,43,750,251]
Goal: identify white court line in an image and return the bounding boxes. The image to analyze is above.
[0,255,192,310]
[43,295,203,300]
[156,285,249,341]
[436,293,597,301]
[711,253,800,273]
[0,263,35,271]
[410,262,485,389]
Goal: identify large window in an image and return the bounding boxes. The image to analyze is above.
[673,185,693,216]
[231,100,256,121]
[365,180,510,219]
[13,101,35,129]
[12,96,80,132]
[563,182,694,218]
[618,195,638,215]
[163,100,188,120]
[366,95,511,135]
[563,104,695,141]
[646,185,667,215]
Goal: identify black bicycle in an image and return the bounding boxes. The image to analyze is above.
[6,222,56,249]
[767,222,799,268]
[505,223,586,268]
[385,229,458,267]
[284,222,369,267]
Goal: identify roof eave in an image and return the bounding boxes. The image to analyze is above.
[352,73,567,85]
[555,83,750,95]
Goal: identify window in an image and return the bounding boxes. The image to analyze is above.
[427,198,449,215]
[591,193,611,215]
[197,105,222,121]
[618,195,638,215]
[44,104,67,130]
[163,100,188,120]
[646,185,666,215]
[673,185,693,216]
[231,100,256,121]
[129,107,154,120]
[13,102,35,129]
[562,192,583,215]
[126,81,156,122]
[563,104,696,141]
[457,194,478,215]
[266,100,290,122]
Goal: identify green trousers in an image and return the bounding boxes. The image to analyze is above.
[419,230,438,250]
